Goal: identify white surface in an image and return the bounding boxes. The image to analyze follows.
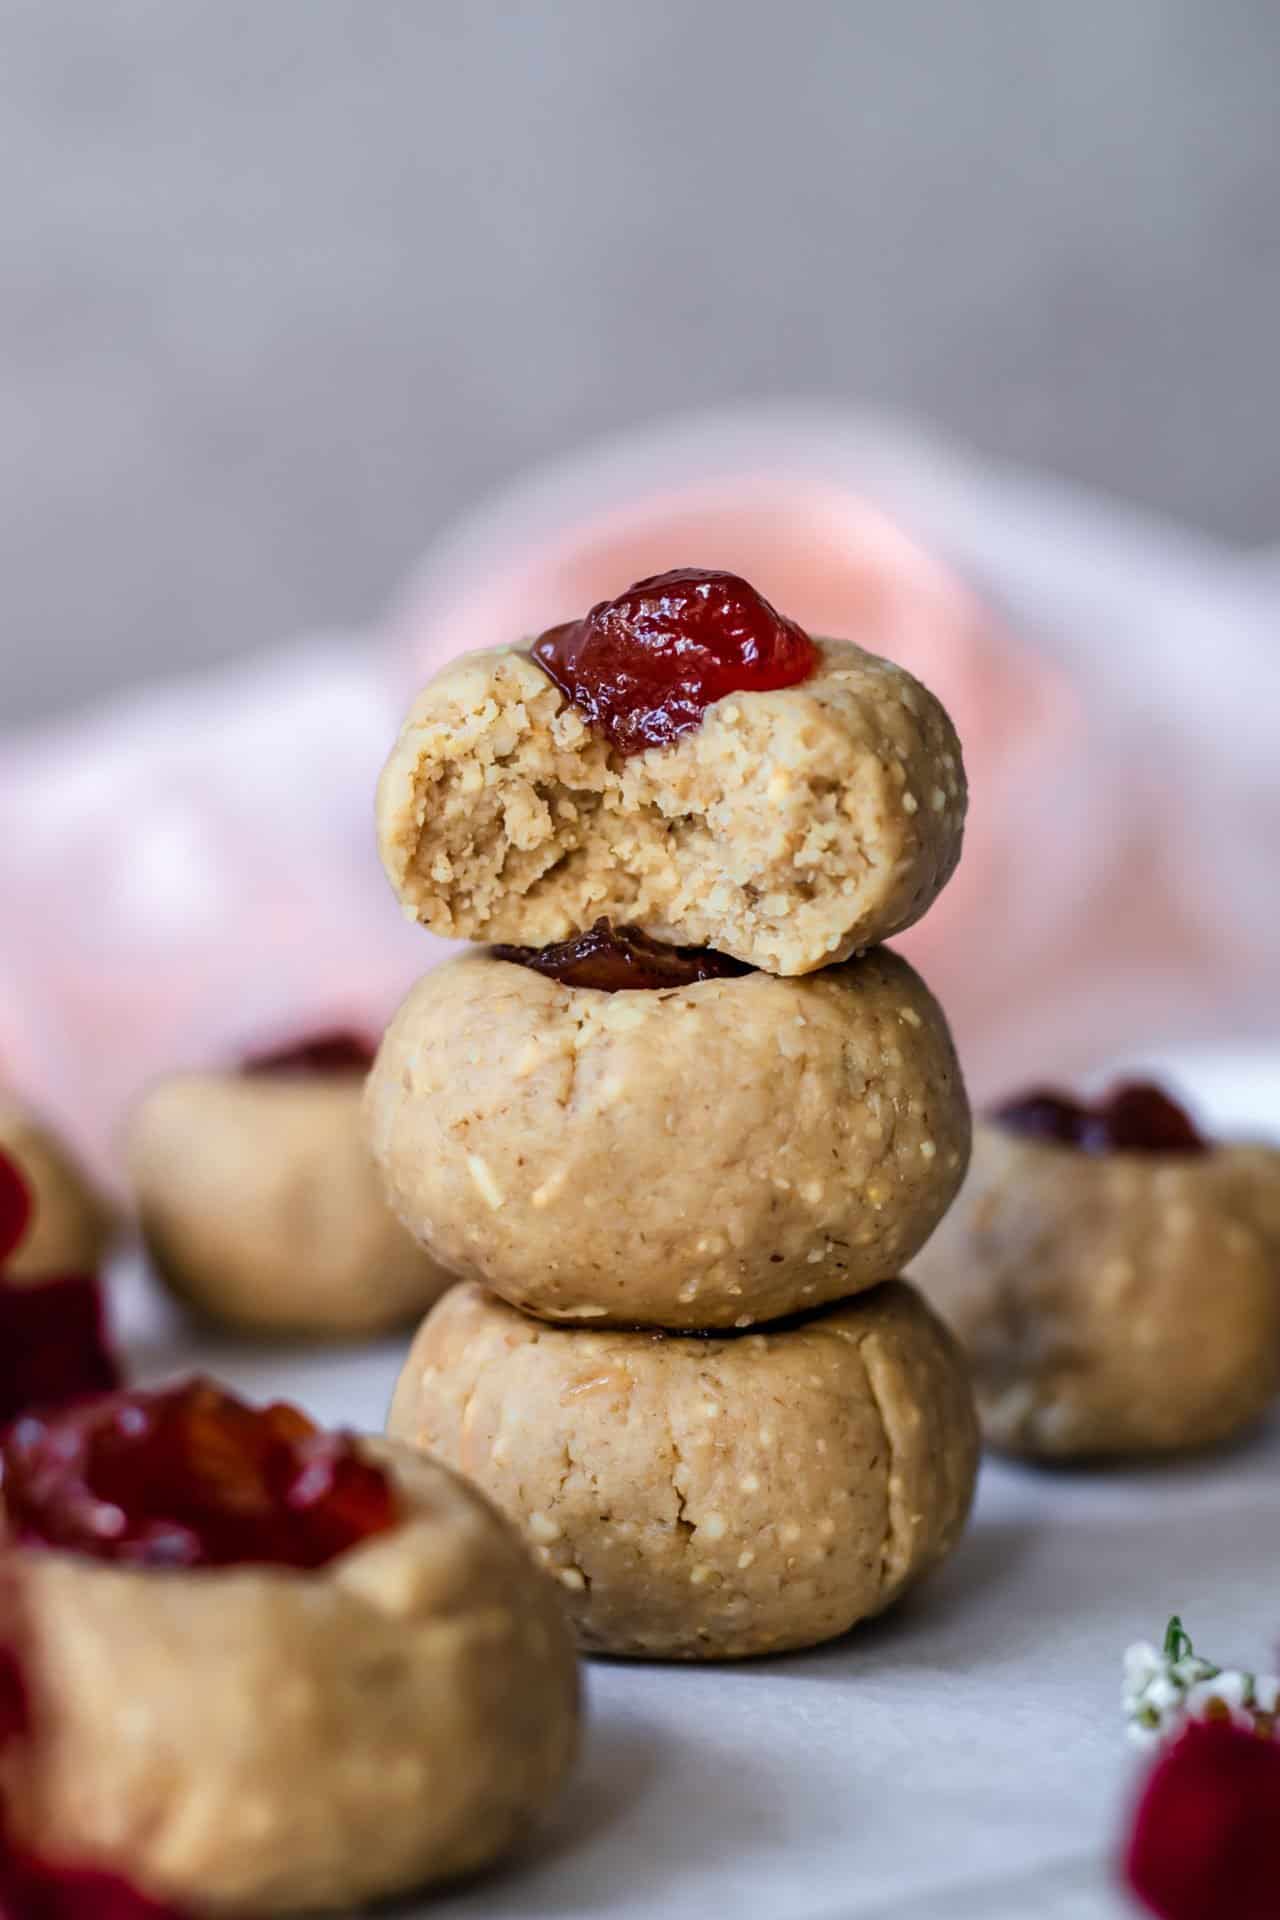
[107,1049,1280,1920]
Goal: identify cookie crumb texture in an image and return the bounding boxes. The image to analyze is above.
[375,639,965,975]
[128,1073,453,1338]
[365,947,970,1329]
[391,1281,977,1659]
[0,1443,579,1913]
[911,1123,1280,1458]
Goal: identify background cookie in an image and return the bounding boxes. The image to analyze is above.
[128,1069,453,1337]
[910,1118,1280,1458]
[376,636,965,976]
[0,1095,114,1277]
[389,1280,978,1660]
[0,1433,579,1914]
[366,946,970,1329]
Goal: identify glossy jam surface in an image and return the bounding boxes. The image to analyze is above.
[493,920,752,993]
[0,1276,121,1432]
[1,1380,398,1571]
[242,1030,376,1075]
[532,567,819,755]
[994,1081,1207,1156]
[0,1154,31,1269]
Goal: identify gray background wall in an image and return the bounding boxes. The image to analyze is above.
[4,0,1278,726]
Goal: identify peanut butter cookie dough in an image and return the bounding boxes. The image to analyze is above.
[0,1433,579,1913]
[390,1280,977,1660]
[375,637,965,977]
[0,1096,114,1278]
[128,1063,452,1338]
[365,945,969,1329]
[910,1101,1280,1459]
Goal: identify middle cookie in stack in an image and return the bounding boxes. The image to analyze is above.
[370,567,979,1658]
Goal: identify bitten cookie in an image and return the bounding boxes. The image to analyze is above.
[389,1280,978,1660]
[128,1062,453,1338]
[0,1404,578,1913]
[365,946,969,1329]
[0,1097,114,1278]
[910,1098,1280,1459]
[375,636,965,977]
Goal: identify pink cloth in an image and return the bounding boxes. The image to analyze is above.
[3,411,1276,1179]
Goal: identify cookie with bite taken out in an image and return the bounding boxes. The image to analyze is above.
[376,569,966,977]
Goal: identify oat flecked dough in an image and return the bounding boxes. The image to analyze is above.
[365,947,970,1329]
[910,1122,1280,1459]
[0,1443,579,1913]
[0,1096,114,1278]
[375,639,966,976]
[388,1281,978,1660]
[128,1073,454,1337]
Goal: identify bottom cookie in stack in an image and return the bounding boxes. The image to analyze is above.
[388,1279,978,1660]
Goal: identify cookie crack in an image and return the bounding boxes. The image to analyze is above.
[665,1417,694,1545]
[850,1329,899,1604]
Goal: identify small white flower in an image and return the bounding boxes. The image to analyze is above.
[1122,1616,1280,1749]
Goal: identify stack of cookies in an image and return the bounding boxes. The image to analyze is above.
[368,567,980,1658]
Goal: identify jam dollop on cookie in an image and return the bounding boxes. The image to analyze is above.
[492,920,751,993]
[241,1030,376,1075]
[994,1081,1207,1157]
[532,566,819,755]
[0,1147,120,1430]
[2,1380,398,1571]
[0,1275,120,1431]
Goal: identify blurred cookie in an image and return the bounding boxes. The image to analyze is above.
[376,575,965,977]
[389,1279,978,1660]
[910,1086,1280,1458]
[128,1038,452,1337]
[0,1096,114,1278]
[366,945,969,1329]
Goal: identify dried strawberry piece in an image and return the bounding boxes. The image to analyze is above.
[241,1030,376,1074]
[1123,1717,1280,1919]
[0,1276,120,1432]
[1,1379,397,1571]
[492,920,751,992]
[532,567,819,755]
[0,1154,31,1269]
[994,1081,1207,1156]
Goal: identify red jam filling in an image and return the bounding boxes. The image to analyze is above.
[0,1276,121,1432]
[532,566,819,755]
[994,1081,1208,1156]
[0,1154,31,1269]
[0,1653,27,1748]
[241,1030,376,1075]
[492,920,752,992]
[0,1835,189,1920]
[0,1380,398,1571]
